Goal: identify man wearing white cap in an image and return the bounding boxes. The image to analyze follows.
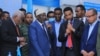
[28,9,51,56]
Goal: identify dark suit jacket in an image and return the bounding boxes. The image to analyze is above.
[58,18,84,56]
[0,19,21,56]
[28,20,50,56]
[81,21,99,55]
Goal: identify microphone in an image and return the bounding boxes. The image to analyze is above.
[68,20,71,24]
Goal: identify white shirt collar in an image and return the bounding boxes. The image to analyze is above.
[55,19,63,24]
[36,20,43,27]
[89,19,98,26]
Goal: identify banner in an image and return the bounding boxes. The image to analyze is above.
[22,0,60,7]
[84,2,100,12]
[27,0,33,12]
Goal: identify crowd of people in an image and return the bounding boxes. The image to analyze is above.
[0,4,100,56]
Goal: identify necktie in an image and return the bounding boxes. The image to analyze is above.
[42,24,48,35]
[66,21,73,48]
[15,25,21,56]
[67,33,73,48]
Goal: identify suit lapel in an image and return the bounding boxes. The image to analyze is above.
[35,20,49,40]
[85,18,88,25]
[88,21,99,41]
[73,19,79,30]
[9,19,21,36]
[35,20,43,31]
[50,21,56,38]
[53,21,57,38]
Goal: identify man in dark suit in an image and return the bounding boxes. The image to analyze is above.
[28,9,51,56]
[75,4,88,25]
[47,8,63,56]
[0,11,26,56]
[81,8,99,56]
[58,7,84,56]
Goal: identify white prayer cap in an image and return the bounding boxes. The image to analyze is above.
[35,9,45,16]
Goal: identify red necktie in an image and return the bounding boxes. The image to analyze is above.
[67,33,72,48]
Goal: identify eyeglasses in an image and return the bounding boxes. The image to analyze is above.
[86,14,96,18]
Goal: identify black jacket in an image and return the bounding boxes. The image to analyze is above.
[58,18,84,56]
[0,19,21,56]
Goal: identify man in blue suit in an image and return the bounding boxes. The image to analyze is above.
[81,8,99,56]
[28,9,51,56]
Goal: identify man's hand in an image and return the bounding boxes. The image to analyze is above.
[65,28,71,35]
[81,50,88,56]
[20,42,27,47]
[18,37,26,42]
[88,51,95,56]
[46,23,52,29]
[67,23,75,32]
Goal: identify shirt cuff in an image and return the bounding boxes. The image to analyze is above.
[17,37,19,42]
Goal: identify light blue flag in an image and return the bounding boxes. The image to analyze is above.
[84,2,100,12]
[27,0,33,12]
[22,0,60,7]
[17,46,21,56]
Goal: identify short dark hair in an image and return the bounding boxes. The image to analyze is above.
[63,7,73,13]
[26,12,32,14]
[54,7,62,12]
[25,12,33,17]
[19,8,26,12]
[47,11,54,17]
[88,8,97,15]
[3,11,9,14]
[76,4,86,12]
[25,12,32,17]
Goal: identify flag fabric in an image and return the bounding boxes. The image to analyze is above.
[27,0,33,12]
[17,46,21,56]
[84,2,100,12]
[22,0,60,7]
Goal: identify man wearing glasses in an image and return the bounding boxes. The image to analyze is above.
[81,8,100,56]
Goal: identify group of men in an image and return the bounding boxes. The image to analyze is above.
[0,4,100,56]
[29,4,100,56]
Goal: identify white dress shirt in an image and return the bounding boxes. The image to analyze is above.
[55,20,63,47]
[79,17,87,24]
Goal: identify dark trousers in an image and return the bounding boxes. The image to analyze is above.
[65,48,75,56]
[50,47,62,56]
[56,47,62,56]
[0,47,17,56]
